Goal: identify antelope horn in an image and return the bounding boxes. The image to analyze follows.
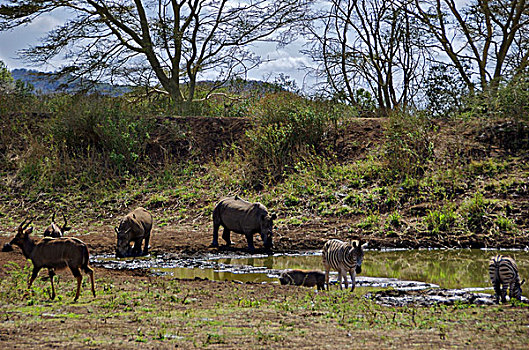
[20,217,33,230]
[62,210,68,229]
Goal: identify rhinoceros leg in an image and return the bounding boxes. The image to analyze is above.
[211,223,220,247]
[222,227,232,246]
[245,233,255,252]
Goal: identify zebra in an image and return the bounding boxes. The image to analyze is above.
[488,255,525,303]
[322,239,368,292]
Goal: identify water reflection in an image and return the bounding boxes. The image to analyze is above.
[96,249,529,296]
[213,249,529,296]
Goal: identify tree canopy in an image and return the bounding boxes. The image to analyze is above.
[0,0,312,103]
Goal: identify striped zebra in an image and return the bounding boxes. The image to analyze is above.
[489,255,525,303]
[322,239,368,292]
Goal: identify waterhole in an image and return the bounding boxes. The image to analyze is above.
[92,249,529,299]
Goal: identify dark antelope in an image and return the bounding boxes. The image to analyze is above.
[44,210,71,238]
[2,218,95,301]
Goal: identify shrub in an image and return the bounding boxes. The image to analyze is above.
[245,92,346,184]
[424,64,468,118]
[424,205,458,234]
[383,111,434,180]
[495,216,515,232]
[483,74,529,122]
[48,94,154,172]
[459,192,493,233]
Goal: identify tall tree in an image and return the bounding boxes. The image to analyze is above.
[0,1,311,102]
[412,0,529,93]
[304,0,430,113]
[0,60,14,94]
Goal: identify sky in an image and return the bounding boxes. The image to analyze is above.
[0,7,316,92]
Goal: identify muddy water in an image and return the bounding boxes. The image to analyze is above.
[92,249,529,298]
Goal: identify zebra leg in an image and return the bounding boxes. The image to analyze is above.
[349,269,356,292]
[501,283,508,303]
[324,266,330,290]
[340,269,347,290]
[493,281,501,304]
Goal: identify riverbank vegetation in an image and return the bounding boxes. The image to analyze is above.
[1,72,528,248]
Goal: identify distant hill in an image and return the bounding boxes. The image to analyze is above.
[10,69,290,96]
[11,69,131,96]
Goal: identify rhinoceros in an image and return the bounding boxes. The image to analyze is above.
[211,196,276,251]
[279,269,325,290]
[115,207,153,258]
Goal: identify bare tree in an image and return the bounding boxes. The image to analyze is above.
[0,0,311,103]
[412,0,529,93]
[303,0,431,113]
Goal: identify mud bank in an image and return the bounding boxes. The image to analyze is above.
[366,288,529,306]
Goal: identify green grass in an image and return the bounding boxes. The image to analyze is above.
[1,262,529,348]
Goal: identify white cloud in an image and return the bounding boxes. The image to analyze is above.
[0,9,314,89]
[0,11,68,70]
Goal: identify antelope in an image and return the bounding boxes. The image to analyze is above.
[3,218,95,301]
[44,210,71,238]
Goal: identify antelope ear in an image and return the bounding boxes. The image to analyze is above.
[521,279,526,286]
[351,241,358,248]
[361,242,368,249]
[114,227,119,235]
[25,227,33,235]
[132,214,136,219]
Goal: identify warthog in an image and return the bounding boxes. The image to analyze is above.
[2,218,95,301]
[115,207,153,258]
[211,195,276,252]
[279,269,325,290]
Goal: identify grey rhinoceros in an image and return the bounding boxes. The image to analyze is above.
[211,196,276,252]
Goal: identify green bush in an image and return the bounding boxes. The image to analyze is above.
[484,74,529,121]
[245,92,344,183]
[424,205,458,234]
[383,111,434,180]
[459,192,493,233]
[48,95,154,172]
